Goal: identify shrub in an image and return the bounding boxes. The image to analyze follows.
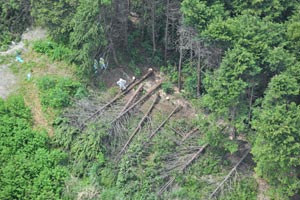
[0,95,69,199]
[36,76,86,109]
[33,40,73,62]
[162,81,174,94]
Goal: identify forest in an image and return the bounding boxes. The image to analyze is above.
[0,0,299,199]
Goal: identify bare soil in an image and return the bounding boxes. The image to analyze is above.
[0,64,17,99]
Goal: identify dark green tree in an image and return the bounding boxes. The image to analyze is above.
[30,0,79,43]
[0,0,31,48]
[252,64,300,198]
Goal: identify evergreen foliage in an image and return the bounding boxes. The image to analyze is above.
[0,0,31,49]
[36,76,85,109]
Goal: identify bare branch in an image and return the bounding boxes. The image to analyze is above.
[148,105,181,140]
[209,149,250,199]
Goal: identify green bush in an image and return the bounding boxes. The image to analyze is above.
[36,76,86,109]
[33,40,73,62]
[0,95,69,199]
[162,81,174,94]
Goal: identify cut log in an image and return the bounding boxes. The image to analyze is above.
[119,84,144,114]
[208,149,250,199]
[123,68,153,93]
[148,105,181,140]
[118,94,159,157]
[80,69,154,129]
[111,80,162,124]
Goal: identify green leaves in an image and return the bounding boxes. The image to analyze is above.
[181,0,227,31]
[0,0,31,47]
[30,0,79,43]
[36,76,85,109]
[0,96,68,200]
[33,39,73,62]
[251,64,300,197]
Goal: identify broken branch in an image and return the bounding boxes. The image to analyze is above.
[209,149,250,199]
[119,84,144,114]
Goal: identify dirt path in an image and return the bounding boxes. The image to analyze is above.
[24,83,54,136]
[0,64,17,99]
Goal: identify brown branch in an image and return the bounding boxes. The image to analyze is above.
[170,127,184,137]
[157,177,176,196]
[209,149,250,199]
[111,80,162,124]
[181,128,199,143]
[118,95,159,157]
[148,105,181,140]
[125,68,153,93]
[158,144,208,196]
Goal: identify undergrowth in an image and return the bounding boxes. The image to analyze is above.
[36,75,86,110]
[33,40,73,62]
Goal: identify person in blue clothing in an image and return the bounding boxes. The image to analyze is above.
[15,51,24,63]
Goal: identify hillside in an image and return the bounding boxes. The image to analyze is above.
[1,0,300,199]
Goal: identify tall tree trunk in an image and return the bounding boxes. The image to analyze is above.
[164,0,170,64]
[178,47,182,91]
[248,82,254,124]
[151,0,156,54]
[197,49,201,97]
[124,1,129,49]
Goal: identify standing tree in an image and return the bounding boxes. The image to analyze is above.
[251,64,300,198]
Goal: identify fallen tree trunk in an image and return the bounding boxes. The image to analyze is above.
[111,81,162,124]
[181,144,207,172]
[80,69,154,129]
[123,68,153,93]
[208,149,250,199]
[148,105,181,140]
[118,95,159,157]
[119,84,144,114]
[157,177,176,196]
